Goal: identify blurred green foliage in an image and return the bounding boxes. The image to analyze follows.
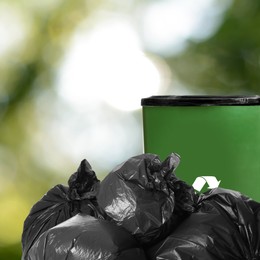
[0,0,260,259]
[0,243,22,259]
[166,0,260,94]
[0,0,100,259]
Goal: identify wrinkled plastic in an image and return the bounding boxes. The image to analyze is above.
[27,213,147,260]
[97,153,197,245]
[147,188,260,260]
[22,159,105,260]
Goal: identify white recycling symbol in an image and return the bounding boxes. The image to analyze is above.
[192,176,221,192]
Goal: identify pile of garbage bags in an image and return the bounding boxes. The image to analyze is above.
[22,153,260,260]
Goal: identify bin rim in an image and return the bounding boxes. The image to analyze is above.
[141,95,260,106]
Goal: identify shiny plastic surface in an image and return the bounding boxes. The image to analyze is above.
[97,153,197,245]
[22,153,260,260]
[147,188,260,260]
[22,159,104,259]
[27,214,147,260]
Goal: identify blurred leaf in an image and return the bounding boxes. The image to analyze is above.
[0,0,103,251]
[166,0,260,94]
[0,243,22,260]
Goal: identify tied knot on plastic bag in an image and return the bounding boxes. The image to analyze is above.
[147,153,197,215]
[146,153,180,195]
[67,159,105,218]
[68,159,100,200]
[167,173,198,215]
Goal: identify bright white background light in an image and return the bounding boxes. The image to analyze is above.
[57,15,162,111]
[0,3,29,57]
[51,1,232,171]
[139,0,233,56]
[51,14,165,171]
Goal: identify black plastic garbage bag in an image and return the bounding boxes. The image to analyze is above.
[147,188,260,260]
[97,153,197,246]
[27,213,147,260]
[22,159,105,260]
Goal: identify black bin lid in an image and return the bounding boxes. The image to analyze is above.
[141,95,260,106]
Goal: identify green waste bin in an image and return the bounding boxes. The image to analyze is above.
[141,95,260,201]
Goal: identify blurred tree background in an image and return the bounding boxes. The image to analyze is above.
[0,0,259,259]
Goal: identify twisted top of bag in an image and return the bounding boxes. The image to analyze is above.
[68,159,100,201]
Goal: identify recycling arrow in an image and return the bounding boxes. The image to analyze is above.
[192,176,221,192]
